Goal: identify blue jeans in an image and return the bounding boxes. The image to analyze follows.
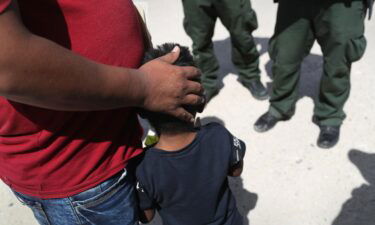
[12,170,139,225]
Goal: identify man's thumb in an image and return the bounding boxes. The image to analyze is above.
[158,46,180,64]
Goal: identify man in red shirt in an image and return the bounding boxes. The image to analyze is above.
[0,0,203,224]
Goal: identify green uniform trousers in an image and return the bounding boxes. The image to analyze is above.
[269,0,367,126]
[182,0,261,91]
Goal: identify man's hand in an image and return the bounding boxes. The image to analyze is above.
[139,46,204,123]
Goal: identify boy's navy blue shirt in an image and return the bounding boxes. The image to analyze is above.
[136,122,246,225]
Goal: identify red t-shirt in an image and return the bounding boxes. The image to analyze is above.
[0,0,145,198]
[0,0,8,12]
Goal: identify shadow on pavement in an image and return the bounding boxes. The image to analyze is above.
[213,37,270,90]
[213,36,323,103]
[229,177,258,225]
[331,149,375,225]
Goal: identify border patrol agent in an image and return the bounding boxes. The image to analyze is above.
[254,0,371,148]
[181,0,268,101]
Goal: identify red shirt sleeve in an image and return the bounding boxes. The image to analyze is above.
[0,0,11,13]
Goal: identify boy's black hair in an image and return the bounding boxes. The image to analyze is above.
[143,43,196,67]
[140,43,204,135]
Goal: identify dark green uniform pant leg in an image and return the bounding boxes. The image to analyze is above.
[215,0,261,83]
[268,1,315,118]
[182,0,219,90]
[313,0,367,126]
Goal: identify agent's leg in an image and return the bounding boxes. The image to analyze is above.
[182,0,219,101]
[314,0,366,148]
[216,0,268,100]
[254,0,315,132]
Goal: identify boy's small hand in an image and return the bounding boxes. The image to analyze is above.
[139,46,204,123]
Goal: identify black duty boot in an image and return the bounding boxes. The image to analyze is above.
[254,111,282,133]
[242,80,269,100]
[317,125,340,149]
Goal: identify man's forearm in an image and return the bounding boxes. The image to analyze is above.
[0,8,146,111]
[0,3,203,121]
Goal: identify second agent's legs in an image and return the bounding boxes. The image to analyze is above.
[254,0,367,149]
[254,0,315,132]
[313,0,366,148]
[314,0,366,127]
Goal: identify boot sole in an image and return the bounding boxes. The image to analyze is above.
[252,94,270,101]
[253,124,274,133]
[317,140,339,149]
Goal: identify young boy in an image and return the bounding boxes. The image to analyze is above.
[136,43,246,225]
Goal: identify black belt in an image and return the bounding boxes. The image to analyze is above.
[273,0,373,19]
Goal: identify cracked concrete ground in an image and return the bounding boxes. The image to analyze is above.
[1,1,375,224]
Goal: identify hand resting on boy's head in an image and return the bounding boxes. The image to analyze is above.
[139,46,204,123]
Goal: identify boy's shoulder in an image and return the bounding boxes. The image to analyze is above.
[198,122,234,152]
[200,122,228,135]
[199,122,234,143]
[202,121,224,129]
[200,122,246,162]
